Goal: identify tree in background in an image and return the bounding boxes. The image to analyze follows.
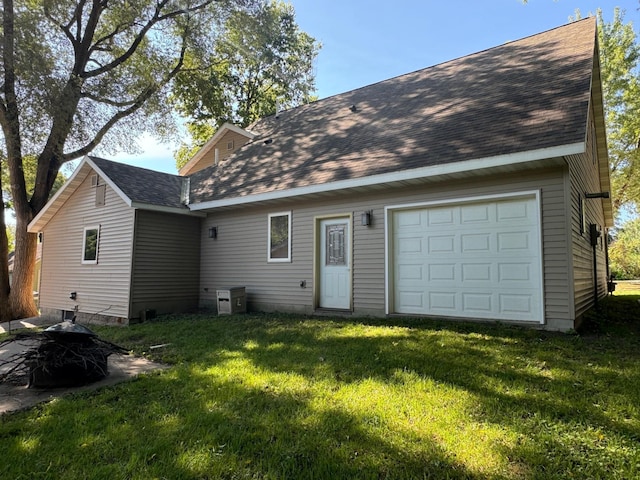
[5,223,14,253]
[596,8,640,214]
[171,0,320,169]
[0,0,261,322]
[609,217,640,279]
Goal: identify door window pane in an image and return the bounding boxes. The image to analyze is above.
[326,224,346,265]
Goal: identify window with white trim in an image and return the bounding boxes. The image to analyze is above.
[268,212,291,262]
[82,226,100,264]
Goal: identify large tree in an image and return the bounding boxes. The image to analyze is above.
[171,0,320,169]
[609,217,640,279]
[595,8,640,214]
[0,0,256,321]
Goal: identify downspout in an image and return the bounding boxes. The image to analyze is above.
[589,223,602,305]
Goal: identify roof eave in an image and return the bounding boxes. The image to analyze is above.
[131,202,206,217]
[189,142,585,212]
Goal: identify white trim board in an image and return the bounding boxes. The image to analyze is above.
[190,142,583,211]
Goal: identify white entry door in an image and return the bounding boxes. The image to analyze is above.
[319,218,351,309]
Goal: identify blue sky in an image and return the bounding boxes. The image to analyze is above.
[108,0,640,174]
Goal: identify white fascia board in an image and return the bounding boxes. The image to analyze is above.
[179,123,256,176]
[190,142,585,211]
[131,202,206,217]
[28,156,93,232]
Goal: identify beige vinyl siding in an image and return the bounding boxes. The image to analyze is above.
[200,166,571,328]
[129,210,201,318]
[39,173,134,321]
[566,106,608,320]
[189,131,252,174]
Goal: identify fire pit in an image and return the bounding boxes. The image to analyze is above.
[26,321,109,388]
[0,321,128,389]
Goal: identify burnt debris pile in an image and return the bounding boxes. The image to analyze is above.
[0,321,128,388]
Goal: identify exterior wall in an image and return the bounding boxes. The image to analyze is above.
[200,167,572,330]
[39,173,134,324]
[129,210,201,319]
[189,131,252,174]
[566,105,609,324]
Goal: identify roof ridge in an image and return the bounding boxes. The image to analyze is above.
[88,155,182,179]
[257,18,596,122]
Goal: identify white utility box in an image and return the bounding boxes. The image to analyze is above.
[216,287,246,315]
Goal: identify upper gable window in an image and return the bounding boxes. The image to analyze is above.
[227,140,234,151]
[82,226,100,264]
[268,212,291,262]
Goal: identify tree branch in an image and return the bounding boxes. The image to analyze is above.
[63,38,189,161]
[83,0,215,78]
[81,91,139,108]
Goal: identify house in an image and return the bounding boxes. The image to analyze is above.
[28,18,612,331]
[28,158,202,323]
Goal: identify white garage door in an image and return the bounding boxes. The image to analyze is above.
[392,195,543,323]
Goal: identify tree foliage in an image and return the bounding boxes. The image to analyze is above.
[0,0,258,321]
[596,8,640,214]
[609,217,640,279]
[171,0,320,169]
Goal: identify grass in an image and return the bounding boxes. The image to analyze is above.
[1,301,640,479]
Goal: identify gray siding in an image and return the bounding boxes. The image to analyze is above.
[566,105,609,322]
[39,173,134,322]
[200,167,572,329]
[130,210,201,318]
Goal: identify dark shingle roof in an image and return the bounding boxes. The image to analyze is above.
[190,18,596,204]
[89,156,188,210]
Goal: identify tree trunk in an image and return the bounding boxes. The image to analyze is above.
[0,188,10,323]
[7,216,38,320]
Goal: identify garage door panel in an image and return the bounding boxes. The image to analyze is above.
[428,207,455,226]
[393,196,543,323]
[497,201,529,221]
[429,292,457,311]
[461,204,491,223]
[397,236,424,254]
[428,263,456,281]
[398,264,424,281]
[398,291,425,309]
[497,231,531,252]
[461,263,492,281]
[428,235,456,254]
[498,263,531,281]
[461,233,491,252]
[462,293,493,313]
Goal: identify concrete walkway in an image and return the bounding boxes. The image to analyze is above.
[0,315,55,334]
[0,317,168,415]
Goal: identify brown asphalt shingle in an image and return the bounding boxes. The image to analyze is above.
[190,18,596,204]
[89,156,188,210]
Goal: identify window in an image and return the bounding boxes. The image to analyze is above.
[227,140,234,151]
[268,212,291,262]
[82,226,100,264]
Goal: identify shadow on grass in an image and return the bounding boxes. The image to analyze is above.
[2,299,640,479]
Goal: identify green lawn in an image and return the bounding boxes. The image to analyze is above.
[1,299,640,479]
